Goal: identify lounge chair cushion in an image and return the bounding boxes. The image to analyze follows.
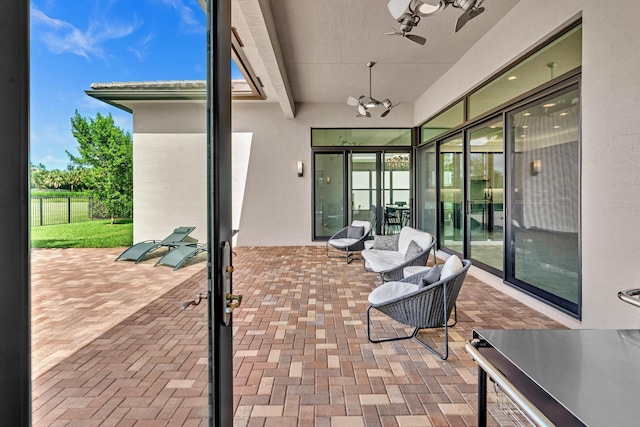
[420,265,442,288]
[404,240,423,261]
[363,250,406,272]
[441,255,463,279]
[372,234,399,251]
[398,227,433,255]
[328,237,360,249]
[368,281,418,305]
[347,225,365,239]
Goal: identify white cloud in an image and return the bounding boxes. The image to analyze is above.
[31,7,141,60]
[156,0,204,33]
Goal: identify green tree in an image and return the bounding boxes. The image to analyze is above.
[30,162,47,189]
[67,111,133,224]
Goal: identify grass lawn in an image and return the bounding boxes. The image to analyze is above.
[31,220,133,248]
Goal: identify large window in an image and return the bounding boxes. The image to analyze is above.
[416,21,582,317]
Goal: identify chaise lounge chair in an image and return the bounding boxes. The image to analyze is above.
[155,242,207,270]
[115,226,197,263]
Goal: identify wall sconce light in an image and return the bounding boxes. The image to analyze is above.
[326,176,331,184]
[531,159,541,176]
[297,161,304,177]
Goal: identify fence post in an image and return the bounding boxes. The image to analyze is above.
[39,197,43,226]
[67,197,71,223]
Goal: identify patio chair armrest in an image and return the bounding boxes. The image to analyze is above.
[380,249,432,282]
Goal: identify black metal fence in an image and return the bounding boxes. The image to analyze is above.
[30,196,99,227]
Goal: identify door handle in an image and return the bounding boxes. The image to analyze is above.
[221,241,243,326]
[180,292,207,309]
[225,293,243,313]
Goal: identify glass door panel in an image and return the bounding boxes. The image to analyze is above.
[439,135,464,254]
[416,145,437,237]
[314,153,344,238]
[383,153,411,234]
[350,153,378,233]
[469,121,504,271]
[508,86,580,313]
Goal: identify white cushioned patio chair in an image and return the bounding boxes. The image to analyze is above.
[366,256,471,360]
[361,226,436,283]
[325,220,372,263]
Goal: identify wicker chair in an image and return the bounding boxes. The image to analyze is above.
[366,258,471,360]
[362,227,436,283]
[326,220,372,263]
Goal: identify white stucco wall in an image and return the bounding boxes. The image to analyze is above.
[132,102,208,243]
[414,0,640,329]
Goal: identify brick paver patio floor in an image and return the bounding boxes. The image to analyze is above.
[31,246,564,426]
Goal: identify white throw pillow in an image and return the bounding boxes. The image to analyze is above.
[440,255,463,279]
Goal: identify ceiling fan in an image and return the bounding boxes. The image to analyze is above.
[347,62,397,118]
[387,0,486,36]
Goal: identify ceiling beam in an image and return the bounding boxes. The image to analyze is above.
[236,0,296,118]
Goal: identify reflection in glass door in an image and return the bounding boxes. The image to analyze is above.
[350,153,378,233]
[439,135,464,255]
[314,153,344,238]
[469,121,504,271]
[416,145,437,237]
[383,153,411,234]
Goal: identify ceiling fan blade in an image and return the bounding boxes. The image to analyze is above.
[455,3,484,32]
[384,31,402,36]
[387,0,412,20]
[470,6,485,18]
[381,102,400,117]
[455,9,472,32]
[358,104,367,116]
[406,34,427,45]
[347,96,359,107]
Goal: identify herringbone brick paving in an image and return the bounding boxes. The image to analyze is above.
[32,246,564,426]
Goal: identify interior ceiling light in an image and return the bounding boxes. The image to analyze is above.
[386,0,486,41]
[347,62,397,118]
[508,76,517,80]
[543,102,557,108]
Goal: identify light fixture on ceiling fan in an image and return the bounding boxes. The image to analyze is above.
[387,0,486,38]
[347,62,397,118]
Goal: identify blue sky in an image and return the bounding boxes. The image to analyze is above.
[30,0,239,170]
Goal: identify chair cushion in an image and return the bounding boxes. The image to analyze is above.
[347,225,365,239]
[368,281,419,305]
[371,234,399,251]
[362,250,406,272]
[404,240,424,261]
[398,227,432,254]
[420,265,442,288]
[441,255,463,279]
[328,238,360,249]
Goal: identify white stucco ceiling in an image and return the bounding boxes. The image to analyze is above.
[231,0,520,115]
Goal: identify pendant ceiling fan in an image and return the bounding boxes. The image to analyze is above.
[347,62,397,118]
[386,0,486,42]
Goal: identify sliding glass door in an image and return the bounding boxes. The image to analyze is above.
[313,150,411,239]
[350,153,379,233]
[468,120,504,272]
[416,144,437,236]
[507,85,580,313]
[314,153,344,238]
[438,134,465,255]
